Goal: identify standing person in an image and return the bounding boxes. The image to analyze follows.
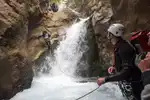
[97,23,144,100]
[138,32,150,100]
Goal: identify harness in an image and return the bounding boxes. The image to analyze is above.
[118,81,137,100]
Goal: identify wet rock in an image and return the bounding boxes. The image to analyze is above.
[0,54,33,99]
[110,0,150,34]
[0,0,49,99]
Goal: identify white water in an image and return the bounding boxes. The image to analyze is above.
[11,19,125,100]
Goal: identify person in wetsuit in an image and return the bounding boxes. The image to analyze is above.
[38,31,51,49]
[50,3,58,12]
[97,23,144,100]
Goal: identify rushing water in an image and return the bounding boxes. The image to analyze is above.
[11,19,125,100]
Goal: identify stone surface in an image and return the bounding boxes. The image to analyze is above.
[0,0,46,99]
[0,54,33,99]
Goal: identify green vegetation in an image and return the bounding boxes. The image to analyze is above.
[50,0,63,3]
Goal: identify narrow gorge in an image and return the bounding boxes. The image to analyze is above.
[0,0,150,99]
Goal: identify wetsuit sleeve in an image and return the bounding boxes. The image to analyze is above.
[105,43,134,82]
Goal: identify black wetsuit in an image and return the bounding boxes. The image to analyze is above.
[105,38,144,100]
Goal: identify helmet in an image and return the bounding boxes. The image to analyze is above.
[107,23,125,37]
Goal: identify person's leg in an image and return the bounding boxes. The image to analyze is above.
[118,81,133,100]
[47,41,51,49]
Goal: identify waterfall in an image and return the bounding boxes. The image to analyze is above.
[50,18,89,77]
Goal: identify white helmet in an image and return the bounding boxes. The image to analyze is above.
[107,23,125,37]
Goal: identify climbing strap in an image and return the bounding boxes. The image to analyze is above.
[118,81,138,100]
[75,86,100,100]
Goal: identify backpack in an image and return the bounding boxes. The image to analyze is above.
[130,30,150,54]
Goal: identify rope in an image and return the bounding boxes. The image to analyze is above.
[75,86,100,100]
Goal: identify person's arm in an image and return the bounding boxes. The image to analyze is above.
[38,35,42,39]
[105,67,131,82]
[105,43,134,82]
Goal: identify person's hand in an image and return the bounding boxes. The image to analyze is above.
[108,66,116,74]
[138,57,150,72]
[97,77,105,86]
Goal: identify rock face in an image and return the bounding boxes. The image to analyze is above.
[0,54,33,99]
[110,0,150,33]
[0,0,46,99]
